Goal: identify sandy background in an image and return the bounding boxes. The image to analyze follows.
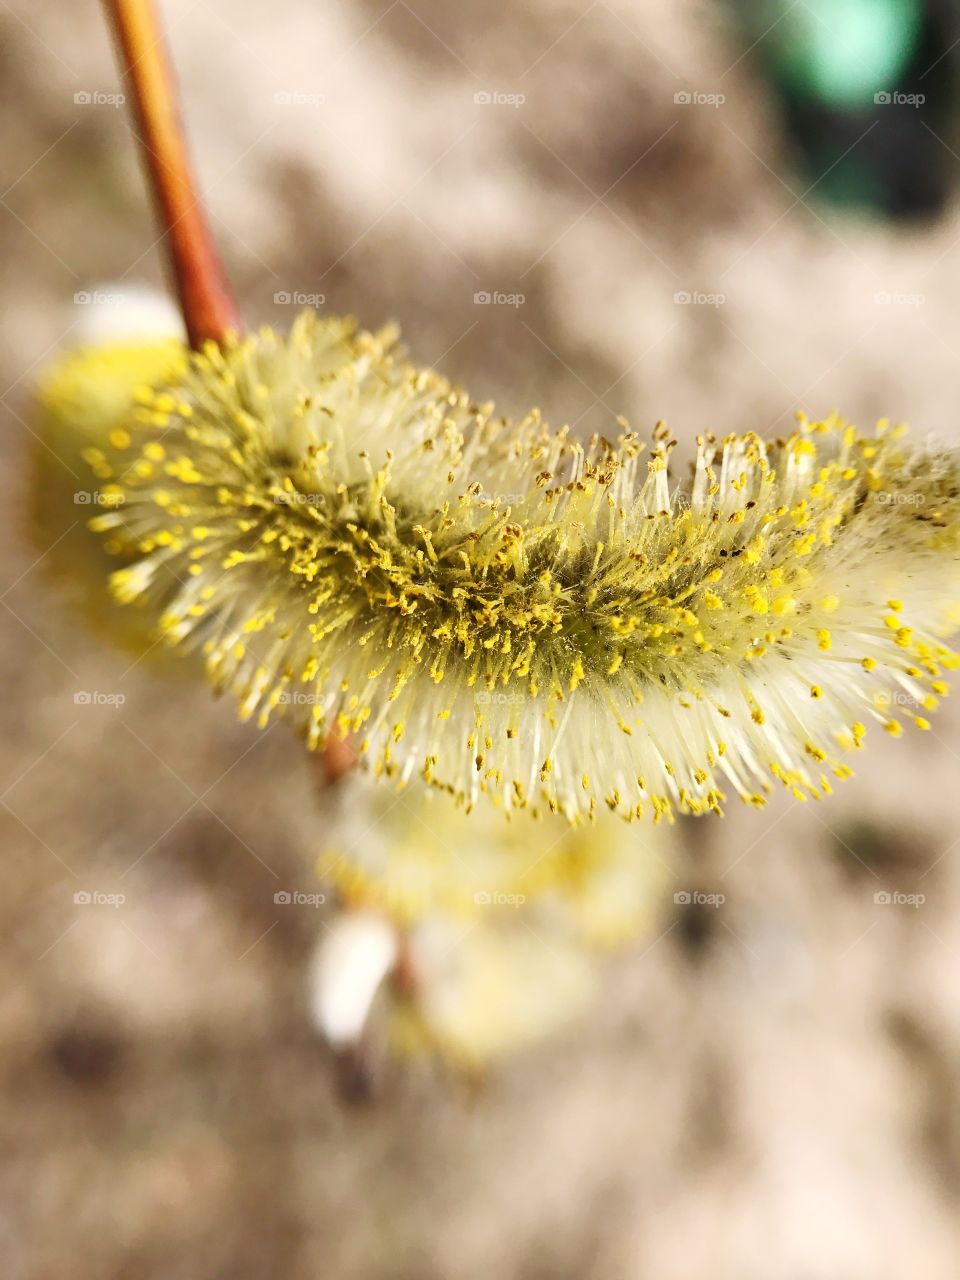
[3,0,960,1276]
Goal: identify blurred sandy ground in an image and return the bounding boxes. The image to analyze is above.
[3,0,960,1276]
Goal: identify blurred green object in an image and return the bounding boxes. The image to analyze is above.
[730,0,952,219]
[771,0,922,108]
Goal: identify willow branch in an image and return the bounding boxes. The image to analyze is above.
[102,0,242,347]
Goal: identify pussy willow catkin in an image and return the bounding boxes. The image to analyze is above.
[33,336,188,653]
[90,311,960,822]
[309,779,667,1066]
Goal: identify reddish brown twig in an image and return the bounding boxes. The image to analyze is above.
[102,0,242,347]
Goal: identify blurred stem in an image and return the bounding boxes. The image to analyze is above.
[102,0,242,347]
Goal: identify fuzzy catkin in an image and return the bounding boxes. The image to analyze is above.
[91,311,960,822]
[309,777,668,1065]
[33,338,188,653]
